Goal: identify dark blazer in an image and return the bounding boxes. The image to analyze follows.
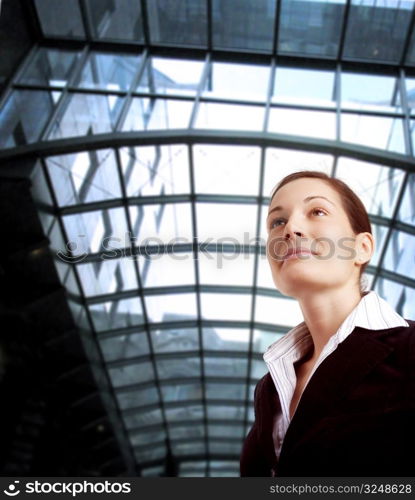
[240,321,415,477]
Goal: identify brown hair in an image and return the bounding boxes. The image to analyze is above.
[271,171,372,291]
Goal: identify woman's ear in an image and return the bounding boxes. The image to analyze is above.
[355,232,375,267]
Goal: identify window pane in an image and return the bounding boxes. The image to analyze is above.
[100,332,150,362]
[255,295,303,326]
[76,52,141,91]
[130,429,166,447]
[273,67,335,106]
[209,442,242,455]
[135,445,166,463]
[206,405,245,420]
[140,252,195,288]
[172,442,205,456]
[122,98,193,130]
[201,293,252,322]
[116,387,159,410]
[19,48,81,87]
[169,425,205,440]
[253,329,285,353]
[89,298,144,332]
[278,0,345,57]
[161,383,203,403]
[405,77,415,114]
[268,108,336,139]
[212,0,276,52]
[375,278,414,320]
[138,58,204,96]
[341,73,400,112]
[124,408,163,429]
[256,252,276,290]
[208,424,244,439]
[199,252,255,287]
[343,0,412,63]
[86,0,144,41]
[46,149,121,207]
[109,361,155,387]
[151,328,200,354]
[398,173,415,225]
[34,0,85,37]
[0,90,60,148]
[165,405,204,422]
[341,115,405,153]
[371,224,389,267]
[203,328,250,351]
[193,144,261,195]
[383,230,415,277]
[156,357,200,379]
[249,359,268,380]
[77,259,138,296]
[121,144,190,197]
[203,62,270,101]
[147,0,207,47]
[204,357,248,378]
[145,293,197,323]
[195,102,264,131]
[48,93,123,140]
[206,384,246,401]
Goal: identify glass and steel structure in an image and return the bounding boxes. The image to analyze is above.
[1,0,415,477]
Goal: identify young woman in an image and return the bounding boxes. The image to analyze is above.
[240,171,415,476]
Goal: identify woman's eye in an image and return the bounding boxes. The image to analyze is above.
[270,218,286,229]
[311,208,327,217]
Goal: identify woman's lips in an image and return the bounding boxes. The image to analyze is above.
[282,248,315,261]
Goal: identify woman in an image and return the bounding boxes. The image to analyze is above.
[240,171,415,477]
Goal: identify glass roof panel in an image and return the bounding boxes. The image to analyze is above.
[212,0,276,51]
[341,73,401,112]
[156,357,201,380]
[193,144,261,195]
[398,173,415,225]
[199,252,255,287]
[85,0,144,41]
[341,115,405,154]
[204,356,248,378]
[343,0,413,63]
[139,252,195,288]
[273,67,336,106]
[202,327,250,351]
[151,328,200,354]
[200,293,252,322]
[18,48,81,87]
[137,57,204,96]
[124,408,163,429]
[405,77,415,113]
[165,405,204,422]
[206,405,245,420]
[99,332,150,362]
[130,429,167,447]
[370,224,389,267]
[146,0,207,47]
[202,62,270,101]
[172,441,206,456]
[405,27,415,66]
[109,361,155,388]
[46,149,121,207]
[144,293,197,323]
[88,297,144,332]
[195,102,265,131]
[135,445,167,463]
[206,383,246,401]
[116,387,160,410]
[34,0,85,38]
[256,252,276,290]
[168,425,205,440]
[253,329,285,353]
[48,93,123,140]
[208,424,244,439]
[76,52,141,91]
[383,229,415,278]
[249,358,268,380]
[121,144,190,197]
[375,278,414,319]
[255,295,303,326]
[335,158,405,218]
[268,108,336,139]
[122,98,193,130]
[209,442,242,455]
[278,0,346,58]
[161,383,203,403]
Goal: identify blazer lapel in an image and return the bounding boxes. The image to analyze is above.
[279,326,395,460]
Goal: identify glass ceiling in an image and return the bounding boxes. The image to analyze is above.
[1,0,415,478]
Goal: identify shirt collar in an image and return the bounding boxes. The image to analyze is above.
[263,290,408,364]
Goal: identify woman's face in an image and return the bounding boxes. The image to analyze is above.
[266,177,364,298]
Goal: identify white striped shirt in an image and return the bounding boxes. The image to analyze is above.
[263,290,409,460]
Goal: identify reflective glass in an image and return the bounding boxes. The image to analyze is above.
[255,295,303,326]
[77,259,137,297]
[30,163,55,235]
[139,252,195,288]
[48,93,123,140]
[278,0,345,57]
[141,466,164,477]
[209,442,242,455]
[193,144,261,195]
[76,52,141,91]
[169,426,205,441]
[131,203,193,243]
[19,48,81,87]
[375,278,414,319]
[343,0,412,63]
[116,387,159,410]
[180,460,207,471]
[205,383,246,401]
[209,470,239,477]
[156,357,201,380]
[86,0,144,41]
[196,203,257,241]
[405,77,415,113]
[134,445,166,463]
[46,149,121,207]
[398,173,415,225]
[122,98,193,130]
[370,224,389,267]
[341,73,400,112]
[171,441,205,456]
[406,29,415,66]
[203,62,270,101]
[195,102,264,131]
[130,429,166,447]
[198,252,255,287]
[145,293,197,323]
[0,90,60,148]
[200,293,252,322]
[109,361,154,388]
[208,424,244,438]
[341,115,405,153]
[165,405,204,422]
[34,0,85,37]
[137,58,204,95]
[89,297,144,332]
[202,328,250,351]
[99,332,149,362]
[268,108,336,139]
[250,358,268,380]
[252,329,285,353]
[273,67,335,106]
[383,230,415,277]
[263,148,333,198]
[206,405,245,420]
[161,383,203,403]
[335,158,405,218]
[204,356,248,378]
[152,328,199,354]
[256,252,276,290]
[212,0,276,51]
[147,0,207,47]
[121,144,190,197]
